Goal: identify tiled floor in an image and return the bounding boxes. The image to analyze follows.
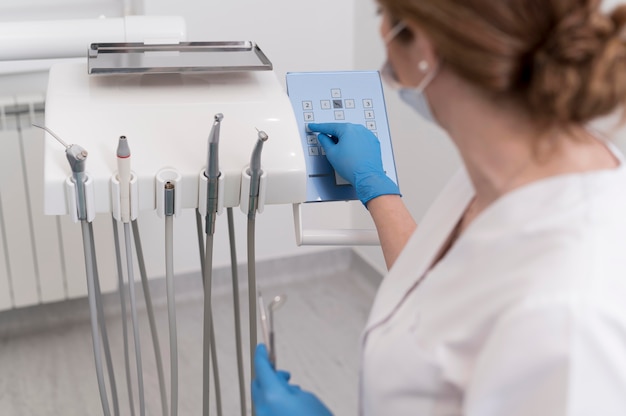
[0,249,380,415]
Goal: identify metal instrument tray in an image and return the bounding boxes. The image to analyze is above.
[88,41,273,75]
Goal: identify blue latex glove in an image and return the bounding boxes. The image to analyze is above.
[252,344,333,416]
[307,122,400,206]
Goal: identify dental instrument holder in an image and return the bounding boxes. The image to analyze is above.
[198,172,225,219]
[110,172,139,222]
[44,43,305,219]
[240,171,267,216]
[156,169,183,218]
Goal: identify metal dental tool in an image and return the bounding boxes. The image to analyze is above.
[257,292,287,368]
[268,294,287,367]
[34,124,119,416]
[247,129,269,395]
[202,113,224,416]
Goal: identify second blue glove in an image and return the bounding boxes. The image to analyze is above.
[252,344,333,416]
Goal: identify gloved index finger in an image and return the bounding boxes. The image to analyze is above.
[307,122,347,138]
[254,344,284,391]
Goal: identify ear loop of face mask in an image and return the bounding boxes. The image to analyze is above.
[380,21,440,124]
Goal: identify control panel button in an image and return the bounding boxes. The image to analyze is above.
[364,110,375,119]
[308,146,320,156]
[306,134,319,145]
[345,99,355,109]
[304,112,315,121]
[334,110,345,120]
[331,88,342,98]
[302,101,313,110]
[320,100,331,109]
[366,121,377,130]
[363,99,373,108]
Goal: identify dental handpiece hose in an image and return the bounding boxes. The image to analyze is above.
[247,130,268,388]
[164,182,178,416]
[117,137,146,416]
[203,113,224,416]
[34,124,117,416]
[72,145,112,416]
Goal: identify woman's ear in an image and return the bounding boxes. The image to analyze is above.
[404,22,438,71]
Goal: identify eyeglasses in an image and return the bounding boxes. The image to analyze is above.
[384,21,407,44]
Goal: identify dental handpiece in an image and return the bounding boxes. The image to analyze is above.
[116,136,131,223]
[33,124,89,220]
[205,113,223,236]
[66,144,89,220]
[247,130,269,218]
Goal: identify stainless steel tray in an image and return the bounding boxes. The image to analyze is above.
[88,41,273,75]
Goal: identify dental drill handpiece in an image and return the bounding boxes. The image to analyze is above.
[205,113,223,236]
[247,130,269,219]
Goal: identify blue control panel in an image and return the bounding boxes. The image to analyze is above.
[286,71,399,203]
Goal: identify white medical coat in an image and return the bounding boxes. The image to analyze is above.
[361,153,626,415]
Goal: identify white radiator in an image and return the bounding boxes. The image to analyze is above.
[0,95,118,311]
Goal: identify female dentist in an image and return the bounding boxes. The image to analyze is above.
[253,0,626,415]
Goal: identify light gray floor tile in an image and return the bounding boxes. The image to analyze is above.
[0,255,378,416]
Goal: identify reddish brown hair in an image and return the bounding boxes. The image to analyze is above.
[379,0,626,127]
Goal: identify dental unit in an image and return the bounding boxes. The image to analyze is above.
[38,34,396,415]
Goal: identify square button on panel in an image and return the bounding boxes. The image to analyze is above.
[334,110,345,120]
[366,121,377,130]
[306,134,319,145]
[302,101,313,110]
[345,99,355,109]
[320,100,331,110]
[331,88,342,98]
[304,112,315,121]
[320,146,326,156]
[333,99,343,109]
[363,99,373,108]
[308,146,320,156]
[364,110,375,119]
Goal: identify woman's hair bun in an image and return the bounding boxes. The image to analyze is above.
[526,4,626,125]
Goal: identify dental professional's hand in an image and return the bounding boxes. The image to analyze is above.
[252,344,333,416]
[308,122,400,206]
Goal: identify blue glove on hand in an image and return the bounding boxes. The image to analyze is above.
[252,344,333,416]
[307,122,400,206]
